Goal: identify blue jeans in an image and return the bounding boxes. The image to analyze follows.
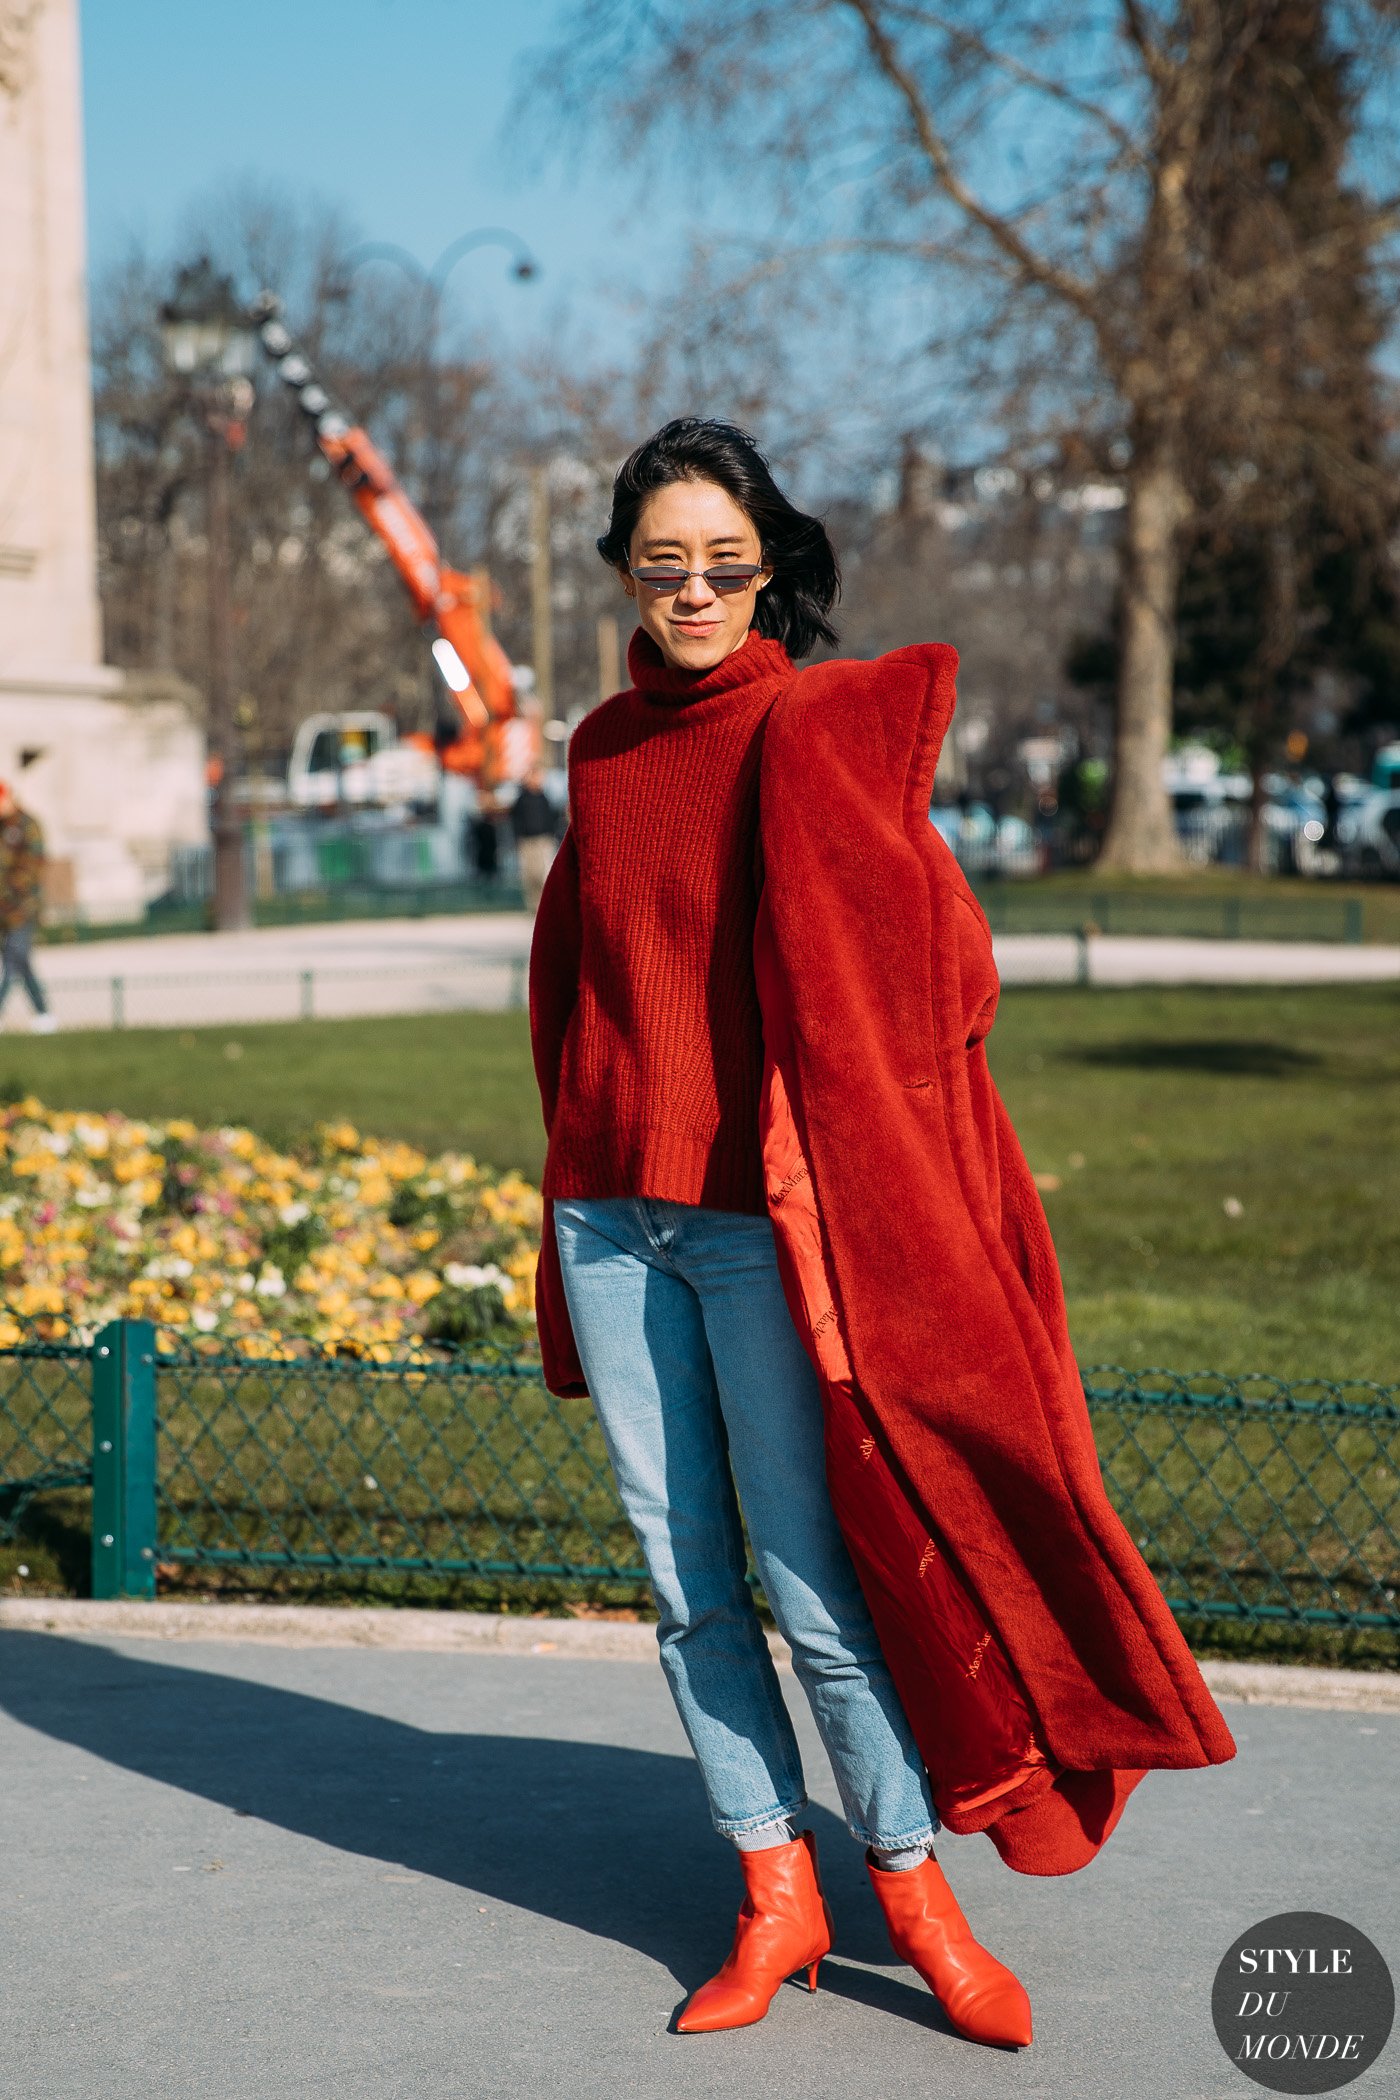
[552,1195,938,1852]
[0,925,47,1016]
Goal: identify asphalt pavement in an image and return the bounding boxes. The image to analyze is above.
[2,1629,1396,2100]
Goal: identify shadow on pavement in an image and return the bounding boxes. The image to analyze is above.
[1,1631,943,2019]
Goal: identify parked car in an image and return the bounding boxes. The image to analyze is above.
[1165,749,1339,873]
[1338,790,1400,879]
[928,800,1040,875]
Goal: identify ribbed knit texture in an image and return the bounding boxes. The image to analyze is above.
[536,625,795,1213]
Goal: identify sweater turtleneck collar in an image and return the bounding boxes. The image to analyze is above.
[627,626,793,705]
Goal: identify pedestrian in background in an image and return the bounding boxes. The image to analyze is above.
[0,782,55,1032]
[469,787,501,888]
[510,760,561,915]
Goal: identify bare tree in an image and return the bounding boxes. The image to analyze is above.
[523,0,1400,869]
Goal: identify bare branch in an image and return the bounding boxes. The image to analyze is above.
[1210,201,1400,333]
[835,0,1102,323]
[1120,0,1171,92]
[880,2,1145,163]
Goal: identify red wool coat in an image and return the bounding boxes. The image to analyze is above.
[531,641,1236,1877]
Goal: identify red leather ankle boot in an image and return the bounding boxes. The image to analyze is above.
[676,1829,834,2033]
[866,1849,1033,2048]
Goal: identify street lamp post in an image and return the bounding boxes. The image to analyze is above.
[160,258,258,933]
[334,230,539,544]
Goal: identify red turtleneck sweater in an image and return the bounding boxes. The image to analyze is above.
[529,626,795,1215]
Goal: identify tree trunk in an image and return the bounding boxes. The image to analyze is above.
[1098,441,1188,872]
[1246,762,1269,873]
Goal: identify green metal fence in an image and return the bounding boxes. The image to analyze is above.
[0,1321,93,1551]
[971,883,1369,944]
[1,1320,1395,1644]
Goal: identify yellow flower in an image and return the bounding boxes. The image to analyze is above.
[0,1098,546,1355]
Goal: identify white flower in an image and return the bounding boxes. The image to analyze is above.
[41,1131,71,1157]
[236,1272,256,1291]
[254,1266,286,1297]
[74,1184,112,1209]
[442,1262,507,1290]
[192,1307,219,1332]
[279,1201,311,1227]
[143,1255,194,1280]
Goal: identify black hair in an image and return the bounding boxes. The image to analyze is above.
[596,417,840,658]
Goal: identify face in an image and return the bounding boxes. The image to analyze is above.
[621,478,770,673]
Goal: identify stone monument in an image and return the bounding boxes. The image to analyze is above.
[0,0,207,923]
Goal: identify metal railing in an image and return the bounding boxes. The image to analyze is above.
[972,883,1370,944]
[1,1321,1395,1644]
[39,953,529,1032]
[0,1320,93,1550]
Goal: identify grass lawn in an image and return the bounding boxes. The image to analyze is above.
[0,1013,544,1181]
[0,983,1395,1382]
[986,983,1400,1385]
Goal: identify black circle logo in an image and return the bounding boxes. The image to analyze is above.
[1212,1912,1394,2092]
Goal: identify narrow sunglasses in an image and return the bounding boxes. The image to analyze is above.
[629,562,764,594]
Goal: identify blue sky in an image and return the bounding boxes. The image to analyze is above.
[80,0,656,348]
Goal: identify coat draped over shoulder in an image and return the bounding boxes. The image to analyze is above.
[529,640,1235,1877]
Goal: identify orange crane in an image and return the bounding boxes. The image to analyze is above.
[251,292,522,783]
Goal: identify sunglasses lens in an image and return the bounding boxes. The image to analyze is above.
[630,564,761,594]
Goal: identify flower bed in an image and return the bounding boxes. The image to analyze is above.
[0,1096,542,1359]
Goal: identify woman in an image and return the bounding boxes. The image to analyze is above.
[528,418,1234,2043]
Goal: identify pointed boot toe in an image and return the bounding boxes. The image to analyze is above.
[676,1968,814,2034]
[676,1830,833,2035]
[945,1968,1034,2049]
[867,1850,1032,2050]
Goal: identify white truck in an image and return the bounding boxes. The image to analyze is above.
[287,713,440,812]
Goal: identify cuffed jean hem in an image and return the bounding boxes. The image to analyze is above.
[849,1818,939,1852]
[713,1797,809,1841]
